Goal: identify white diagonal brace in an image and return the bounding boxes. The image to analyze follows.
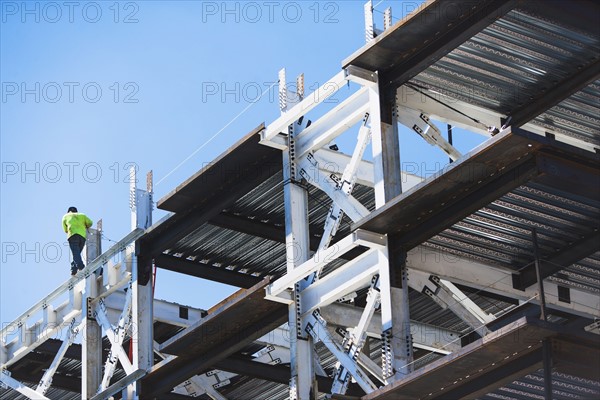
[318,114,372,251]
[35,318,81,395]
[1,370,50,400]
[325,325,385,384]
[331,274,381,394]
[407,246,600,319]
[263,70,347,142]
[350,277,381,346]
[397,106,462,161]
[408,269,494,336]
[319,202,344,254]
[298,154,369,222]
[357,351,385,384]
[305,310,378,393]
[295,87,370,157]
[440,277,495,323]
[339,118,372,190]
[94,295,135,392]
[320,303,462,353]
[312,148,425,190]
[89,369,145,400]
[313,149,374,188]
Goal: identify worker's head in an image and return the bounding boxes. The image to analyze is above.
[68,206,78,213]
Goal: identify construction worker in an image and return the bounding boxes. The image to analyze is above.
[62,206,93,276]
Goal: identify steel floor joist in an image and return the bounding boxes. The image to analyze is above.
[354,127,600,292]
[141,278,288,398]
[354,127,599,240]
[3,1,600,399]
[344,0,600,147]
[362,316,600,400]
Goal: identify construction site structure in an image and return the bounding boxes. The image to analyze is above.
[2,1,599,399]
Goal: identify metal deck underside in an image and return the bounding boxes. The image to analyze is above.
[355,127,600,291]
[363,316,600,400]
[344,0,600,146]
[134,125,599,398]
[0,321,185,400]
[4,0,599,399]
[141,278,289,398]
[132,2,600,399]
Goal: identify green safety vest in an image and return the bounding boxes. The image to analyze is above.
[62,212,93,239]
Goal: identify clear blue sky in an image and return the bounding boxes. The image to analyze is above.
[1,1,484,327]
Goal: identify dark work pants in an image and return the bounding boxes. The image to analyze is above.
[68,234,86,274]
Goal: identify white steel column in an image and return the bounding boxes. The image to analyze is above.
[82,227,103,398]
[280,69,317,400]
[125,169,154,399]
[369,78,414,382]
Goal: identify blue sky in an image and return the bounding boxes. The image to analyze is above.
[1,1,485,326]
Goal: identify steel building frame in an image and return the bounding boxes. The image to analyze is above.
[2,0,599,399]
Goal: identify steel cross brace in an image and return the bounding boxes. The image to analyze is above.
[305,310,378,394]
[407,246,600,319]
[331,274,381,395]
[298,153,370,223]
[318,113,372,253]
[326,326,385,387]
[409,269,494,336]
[1,369,50,400]
[35,318,82,395]
[180,375,228,400]
[396,105,462,161]
[93,289,135,393]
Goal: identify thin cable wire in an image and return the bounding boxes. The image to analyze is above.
[405,82,492,131]
[373,5,401,22]
[101,232,118,244]
[156,81,278,187]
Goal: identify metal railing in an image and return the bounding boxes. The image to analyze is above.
[1,228,144,366]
